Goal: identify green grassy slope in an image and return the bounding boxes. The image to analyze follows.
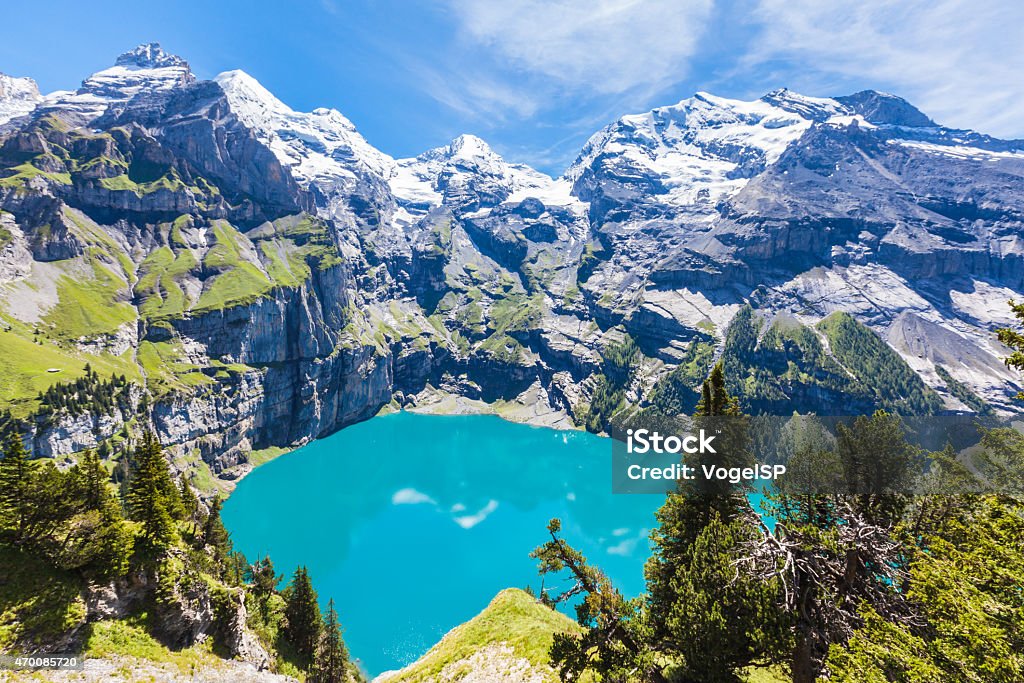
[377,588,581,683]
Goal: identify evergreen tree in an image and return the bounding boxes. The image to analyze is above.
[835,411,920,526]
[533,519,657,681]
[539,363,786,682]
[251,555,281,618]
[284,565,322,665]
[179,478,201,536]
[644,362,785,681]
[203,496,231,567]
[311,598,350,683]
[654,513,788,683]
[226,550,249,587]
[125,431,180,553]
[21,461,74,552]
[74,448,110,511]
[0,434,36,545]
[826,496,1024,681]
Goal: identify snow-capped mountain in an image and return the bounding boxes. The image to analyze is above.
[391,134,559,215]
[215,69,393,199]
[568,91,817,210]
[39,43,194,123]
[570,88,1024,413]
[214,69,575,222]
[0,73,42,127]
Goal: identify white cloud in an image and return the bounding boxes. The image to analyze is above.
[444,0,714,94]
[747,0,1024,137]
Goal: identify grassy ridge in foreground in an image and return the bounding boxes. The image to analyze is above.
[375,588,579,683]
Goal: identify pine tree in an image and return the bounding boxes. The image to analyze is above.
[285,565,322,665]
[835,410,919,526]
[644,362,786,681]
[179,478,200,530]
[0,434,36,545]
[203,496,231,567]
[250,555,281,618]
[74,449,110,511]
[533,519,656,681]
[226,550,249,587]
[652,513,787,683]
[646,362,753,616]
[537,363,786,683]
[311,598,350,683]
[125,431,180,553]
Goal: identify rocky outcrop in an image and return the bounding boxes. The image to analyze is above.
[82,560,272,671]
[219,590,273,670]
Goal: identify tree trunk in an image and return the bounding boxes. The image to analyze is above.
[792,635,816,683]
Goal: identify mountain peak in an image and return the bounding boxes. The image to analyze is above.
[215,68,393,190]
[37,42,194,122]
[834,90,935,128]
[114,43,187,70]
[0,72,42,125]
[413,133,504,166]
[215,69,287,113]
[447,133,495,159]
[760,88,846,121]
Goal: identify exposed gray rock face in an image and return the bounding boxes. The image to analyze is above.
[81,567,272,671]
[834,90,936,127]
[220,588,273,670]
[2,43,1023,488]
[86,577,146,621]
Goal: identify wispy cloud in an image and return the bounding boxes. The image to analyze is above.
[444,0,714,95]
[745,0,1024,137]
[393,0,716,169]
[401,57,542,122]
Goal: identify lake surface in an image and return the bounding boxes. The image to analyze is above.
[222,412,663,676]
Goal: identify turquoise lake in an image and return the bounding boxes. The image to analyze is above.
[222,412,663,676]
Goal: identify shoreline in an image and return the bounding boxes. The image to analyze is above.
[217,382,580,498]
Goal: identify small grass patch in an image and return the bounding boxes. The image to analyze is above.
[135,247,198,320]
[0,161,72,188]
[248,446,291,468]
[193,222,274,313]
[742,665,790,682]
[63,209,136,280]
[97,167,200,198]
[82,614,221,674]
[137,340,212,396]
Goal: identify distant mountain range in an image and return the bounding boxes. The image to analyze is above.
[2,43,1022,486]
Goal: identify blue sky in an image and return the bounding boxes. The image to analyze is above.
[2,0,1021,174]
